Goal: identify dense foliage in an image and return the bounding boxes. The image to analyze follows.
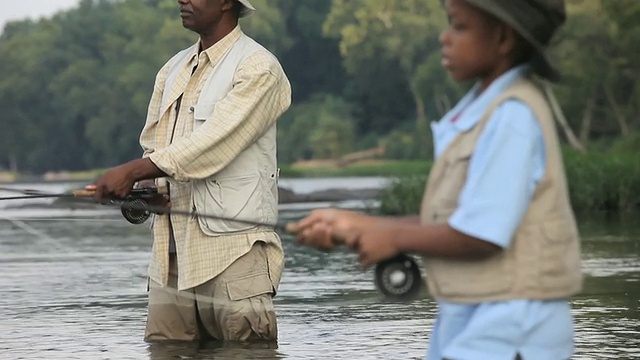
[0,0,638,174]
[378,142,640,215]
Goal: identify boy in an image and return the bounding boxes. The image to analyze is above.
[292,0,581,359]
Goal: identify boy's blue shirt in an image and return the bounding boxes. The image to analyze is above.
[426,65,574,360]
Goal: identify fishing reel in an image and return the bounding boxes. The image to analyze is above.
[121,197,152,224]
[118,188,160,225]
[374,253,423,302]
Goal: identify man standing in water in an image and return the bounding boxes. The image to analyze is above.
[88,0,291,343]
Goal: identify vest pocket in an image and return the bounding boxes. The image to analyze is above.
[539,219,579,290]
[427,253,514,298]
[193,174,263,235]
[425,206,514,297]
[193,102,216,129]
[438,155,471,208]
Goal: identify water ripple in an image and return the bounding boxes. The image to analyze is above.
[0,207,638,359]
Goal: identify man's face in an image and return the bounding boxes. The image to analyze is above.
[177,0,226,34]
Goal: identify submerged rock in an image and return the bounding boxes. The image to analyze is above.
[278,187,382,203]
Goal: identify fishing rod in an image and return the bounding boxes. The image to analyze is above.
[0,186,296,228]
[0,186,63,198]
[0,186,423,302]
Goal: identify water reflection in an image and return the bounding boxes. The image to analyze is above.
[147,341,284,360]
[572,215,640,360]
[0,203,638,359]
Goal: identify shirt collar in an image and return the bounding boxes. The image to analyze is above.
[201,25,243,67]
[184,25,244,68]
[444,64,532,132]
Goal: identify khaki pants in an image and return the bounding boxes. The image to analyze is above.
[144,242,278,342]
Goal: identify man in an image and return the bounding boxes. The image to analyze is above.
[89,0,291,343]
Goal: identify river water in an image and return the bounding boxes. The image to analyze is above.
[0,180,638,360]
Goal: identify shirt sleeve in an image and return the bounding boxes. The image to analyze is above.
[139,62,171,158]
[149,51,292,181]
[448,99,546,248]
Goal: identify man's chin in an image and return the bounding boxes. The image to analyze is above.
[180,19,194,30]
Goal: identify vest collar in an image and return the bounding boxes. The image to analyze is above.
[444,65,532,133]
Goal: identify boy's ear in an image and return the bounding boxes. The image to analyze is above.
[498,25,518,56]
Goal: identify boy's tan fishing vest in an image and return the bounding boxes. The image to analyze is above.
[420,78,582,303]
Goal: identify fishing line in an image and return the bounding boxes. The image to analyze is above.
[107,199,424,302]
[0,186,51,194]
[0,216,70,251]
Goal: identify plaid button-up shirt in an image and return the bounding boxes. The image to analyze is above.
[139,26,291,290]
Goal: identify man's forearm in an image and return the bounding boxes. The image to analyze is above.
[126,157,168,182]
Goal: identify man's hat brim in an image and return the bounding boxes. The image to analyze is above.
[238,0,256,18]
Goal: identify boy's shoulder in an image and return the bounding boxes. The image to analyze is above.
[493,77,548,113]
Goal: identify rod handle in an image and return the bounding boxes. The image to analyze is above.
[284,223,299,234]
[74,187,164,198]
[73,189,95,197]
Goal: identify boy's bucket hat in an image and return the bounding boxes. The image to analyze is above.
[237,0,256,18]
[465,0,566,81]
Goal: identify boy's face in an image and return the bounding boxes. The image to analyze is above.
[440,0,510,85]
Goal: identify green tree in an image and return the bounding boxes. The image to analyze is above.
[555,0,640,145]
[323,0,457,157]
[278,94,356,162]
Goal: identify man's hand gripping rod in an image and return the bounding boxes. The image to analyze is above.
[74,187,166,225]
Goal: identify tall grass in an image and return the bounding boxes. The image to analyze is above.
[378,175,429,215]
[377,147,640,216]
[563,149,640,214]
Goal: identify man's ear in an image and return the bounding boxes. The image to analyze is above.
[222,0,241,17]
[221,0,235,12]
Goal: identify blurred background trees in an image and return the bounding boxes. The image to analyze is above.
[0,0,637,174]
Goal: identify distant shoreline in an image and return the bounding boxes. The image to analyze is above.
[0,160,431,185]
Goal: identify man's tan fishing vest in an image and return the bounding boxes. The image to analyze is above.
[163,34,280,235]
[420,78,582,303]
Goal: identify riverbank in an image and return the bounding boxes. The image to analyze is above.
[0,162,413,205]
[0,160,431,184]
